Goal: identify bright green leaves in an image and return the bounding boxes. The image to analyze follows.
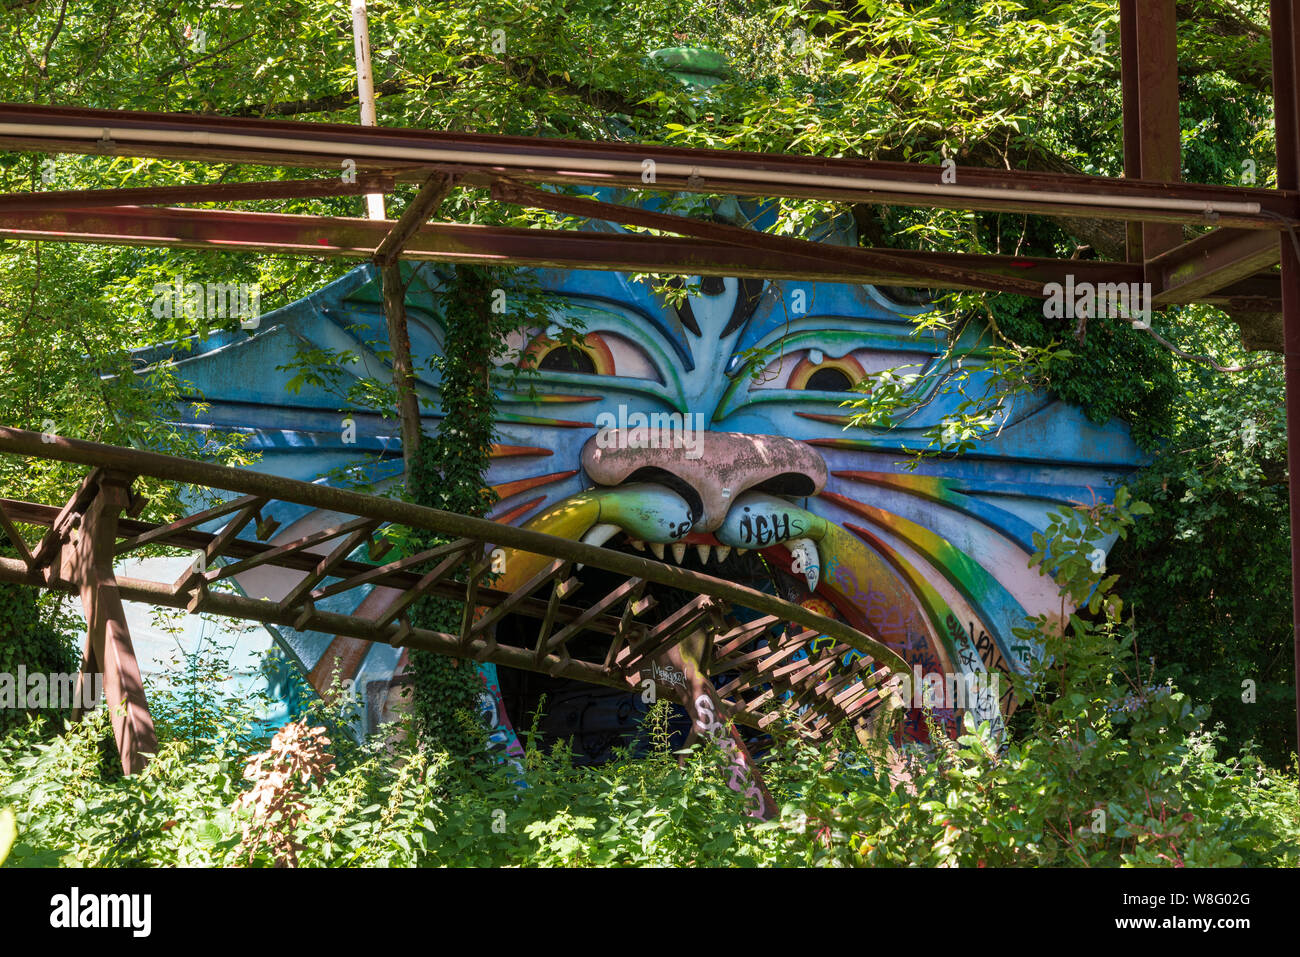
[841,291,1077,468]
[0,806,15,866]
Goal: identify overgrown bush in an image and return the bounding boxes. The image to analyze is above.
[1,490,1298,867]
[0,580,78,737]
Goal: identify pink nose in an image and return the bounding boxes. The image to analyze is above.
[581,429,828,532]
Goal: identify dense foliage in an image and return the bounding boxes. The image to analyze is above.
[2,491,1297,866]
[0,582,76,736]
[1111,304,1295,766]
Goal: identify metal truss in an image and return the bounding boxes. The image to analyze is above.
[0,428,906,817]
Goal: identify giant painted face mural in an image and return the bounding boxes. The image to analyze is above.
[144,209,1146,758]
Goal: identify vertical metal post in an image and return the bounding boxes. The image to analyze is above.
[1271,0,1300,759]
[351,0,386,221]
[63,473,157,774]
[1120,0,1184,261]
[1119,1,1144,262]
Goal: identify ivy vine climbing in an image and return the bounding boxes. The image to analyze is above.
[402,264,550,762]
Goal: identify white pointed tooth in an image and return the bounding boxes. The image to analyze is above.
[737,548,748,556]
[715,545,731,563]
[578,523,622,571]
[672,542,687,564]
[695,543,711,564]
[786,537,821,593]
[650,542,665,560]
[630,539,646,551]
[582,523,621,548]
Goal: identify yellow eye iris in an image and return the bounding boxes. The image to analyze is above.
[525,332,616,376]
[787,353,866,391]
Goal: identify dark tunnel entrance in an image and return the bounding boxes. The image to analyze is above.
[491,537,802,764]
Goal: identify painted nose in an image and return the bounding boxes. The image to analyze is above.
[580,428,828,532]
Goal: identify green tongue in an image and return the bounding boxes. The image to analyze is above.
[583,483,696,543]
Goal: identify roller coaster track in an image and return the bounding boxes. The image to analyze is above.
[0,427,906,818]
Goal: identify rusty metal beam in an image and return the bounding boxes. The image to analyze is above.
[0,174,396,213]
[0,103,1294,227]
[6,495,623,634]
[0,426,919,806]
[491,177,1047,297]
[59,471,157,774]
[466,557,567,641]
[0,427,906,670]
[373,172,456,266]
[278,523,379,610]
[0,499,34,568]
[1120,0,1143,261]
[670,632,775,819]
[1150,229,1282,305]
[0,203,1283,306]
[1122,0,1186,259]
[1270,0,1300,759]
[0,553,632,697]
[0,505,874,756]
[0,442,906,783]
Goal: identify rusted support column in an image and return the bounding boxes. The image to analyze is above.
[1271,0,1300,758]
[374,173,456,474]
[1121,0,1184,260]
[60,471,157,774]
[378,261,423,473]
[669,629,776,821]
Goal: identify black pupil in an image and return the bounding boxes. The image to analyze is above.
[805,367,853,391]
[539,346,596,374]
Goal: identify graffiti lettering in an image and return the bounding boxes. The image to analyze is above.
[693,693,765,817]
[648,661,687,691]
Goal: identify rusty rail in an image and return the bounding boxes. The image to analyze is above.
[0,428,904,813]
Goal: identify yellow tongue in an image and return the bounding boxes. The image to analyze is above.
[490,494,603,592]
[488,484,698,592]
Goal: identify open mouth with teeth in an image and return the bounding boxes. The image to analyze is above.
[487,427,945,762]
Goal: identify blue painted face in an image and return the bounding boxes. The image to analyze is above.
[149,239,1146,746]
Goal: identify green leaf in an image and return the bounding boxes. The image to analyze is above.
[0,807,14,866]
